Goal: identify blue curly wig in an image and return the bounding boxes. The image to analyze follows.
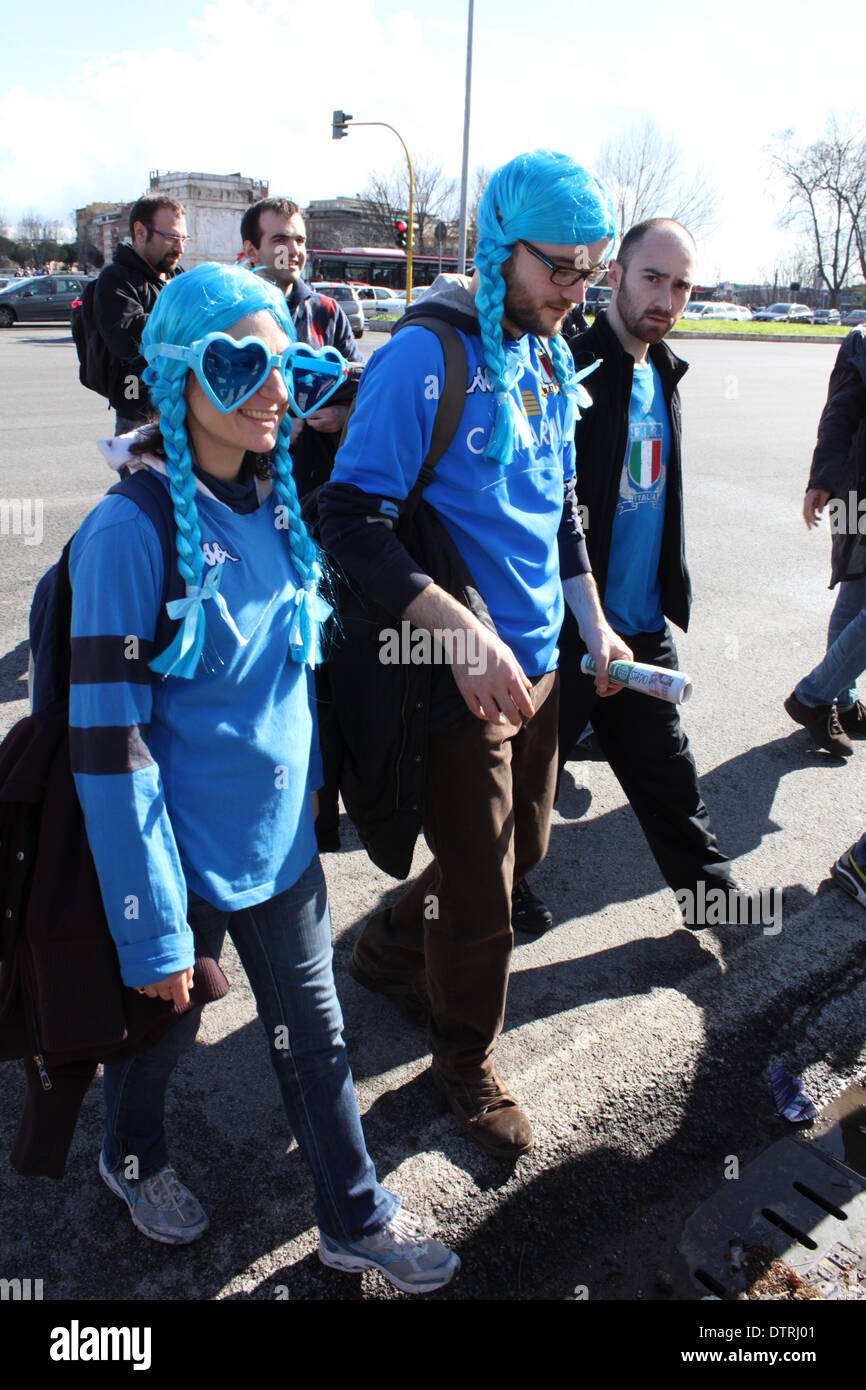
[474,150,616,464]
[140,261,328,678]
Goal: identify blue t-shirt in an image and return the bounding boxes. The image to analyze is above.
[69,468,322,985]
[603,359,669,635]
[330,325,575,676]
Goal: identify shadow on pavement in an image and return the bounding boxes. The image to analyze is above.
[0,639,29,705]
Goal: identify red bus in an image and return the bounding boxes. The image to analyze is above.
[307,246,472,291]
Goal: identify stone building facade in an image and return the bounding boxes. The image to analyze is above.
[148,171,268,266]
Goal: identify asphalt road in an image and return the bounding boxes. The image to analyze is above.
[1,324,864,1304]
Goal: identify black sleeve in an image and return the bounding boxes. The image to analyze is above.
[808,332,866,493]
[93,269,147,365]
[329,303,364,364]
[318,482,434,618]
[557,474,591,579]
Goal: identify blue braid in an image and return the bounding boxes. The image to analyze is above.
[271,414,318,583]
[548,333,576,396]
[147,373,208,677]
[473,242,516,464]
[271,414,333,665]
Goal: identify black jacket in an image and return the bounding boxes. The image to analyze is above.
[0,703,229,1177]
[806,327,866,587]
[568,311,692,633]
[288,279,363,501]
[92,243,180,418]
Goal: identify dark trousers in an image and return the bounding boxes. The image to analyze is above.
[558,614,732,896]
[356,671,560,1078]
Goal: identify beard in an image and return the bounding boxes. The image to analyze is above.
[501,259,571,338]
[615,272,673,343]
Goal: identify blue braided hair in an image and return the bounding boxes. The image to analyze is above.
[140,261,329,677]
[475,150,616,464]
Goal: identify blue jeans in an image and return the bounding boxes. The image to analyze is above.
[102,856,397,1241]
[795,574,866,711]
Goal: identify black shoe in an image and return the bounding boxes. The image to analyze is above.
[784,691,853,757]
[838,699,866,737]
[511,879,553,935]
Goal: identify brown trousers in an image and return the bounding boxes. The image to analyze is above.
[357,670,559,1078]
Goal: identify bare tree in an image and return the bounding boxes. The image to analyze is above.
[465,165,491,256]
[361,159,457,254]
[758,242,819,303]
[596,120,720,244]
[771,118,866,306]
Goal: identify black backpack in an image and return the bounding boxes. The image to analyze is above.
[71,277,115,399]
[0,470,181,975]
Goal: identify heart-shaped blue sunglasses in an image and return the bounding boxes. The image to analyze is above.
[145,333,350,418]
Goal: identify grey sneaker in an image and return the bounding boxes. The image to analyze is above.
[99,1151,209,1244]
[318,1208,460,1294]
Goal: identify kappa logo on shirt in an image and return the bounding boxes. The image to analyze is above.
[466,364,494,394]
[201,541,241,567]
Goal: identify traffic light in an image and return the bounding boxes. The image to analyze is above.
[394,218,408,249]
[332,110,352,139]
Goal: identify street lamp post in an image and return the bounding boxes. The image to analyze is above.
[457,0,475,275]
[332,110,415,304]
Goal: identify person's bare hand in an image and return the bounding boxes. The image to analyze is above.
[585,623,634,697]
[803,487,831,529]
[137,967,194,1008]
[451,623,535,725]
[305,404,350,434]
[289,417,304,445]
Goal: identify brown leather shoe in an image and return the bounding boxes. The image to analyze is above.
[348,910,431,1027]
[431,1062,534,1158]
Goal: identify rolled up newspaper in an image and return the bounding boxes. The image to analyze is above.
[580,654,693,705]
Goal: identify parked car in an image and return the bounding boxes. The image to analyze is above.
[310,281,364,338]
[841,309,866,327]
[812,308,841,325]
[752,302,813,323]
[0,273,95,326]
[697,302,753,321]
[350,283,405,317]
[682,301,712,319]
[584,286,612,317]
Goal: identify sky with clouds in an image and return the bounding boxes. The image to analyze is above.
[1,0,863,283]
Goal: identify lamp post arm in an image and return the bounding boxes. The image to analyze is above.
[348,120,415,305]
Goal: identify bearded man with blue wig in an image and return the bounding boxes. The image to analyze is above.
[319,150,632,1159]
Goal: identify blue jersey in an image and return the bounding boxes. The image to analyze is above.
[69,465,322,986]
[330,325,576,676]
[603,360,669,635]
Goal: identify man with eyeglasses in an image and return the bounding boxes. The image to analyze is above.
[319,151,631,1158]
[92,195,187,435]
[524,217,741,932]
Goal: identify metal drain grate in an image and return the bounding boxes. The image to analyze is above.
[679,1138,866,1299]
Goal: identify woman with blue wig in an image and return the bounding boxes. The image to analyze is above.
[67,261,458,1292]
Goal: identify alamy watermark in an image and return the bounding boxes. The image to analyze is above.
[676,883,782,935]
[379,620,488,674]
[826,491,866,535]
[0,1276,43,1300]
[0,497,43,546]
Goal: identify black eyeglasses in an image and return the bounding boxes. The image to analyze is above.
[518,239,607,287]
[146,227,189,248]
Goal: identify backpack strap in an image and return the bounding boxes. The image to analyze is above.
[391,315,468,522]
[334,315,468,522]
[107,470,184,656]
